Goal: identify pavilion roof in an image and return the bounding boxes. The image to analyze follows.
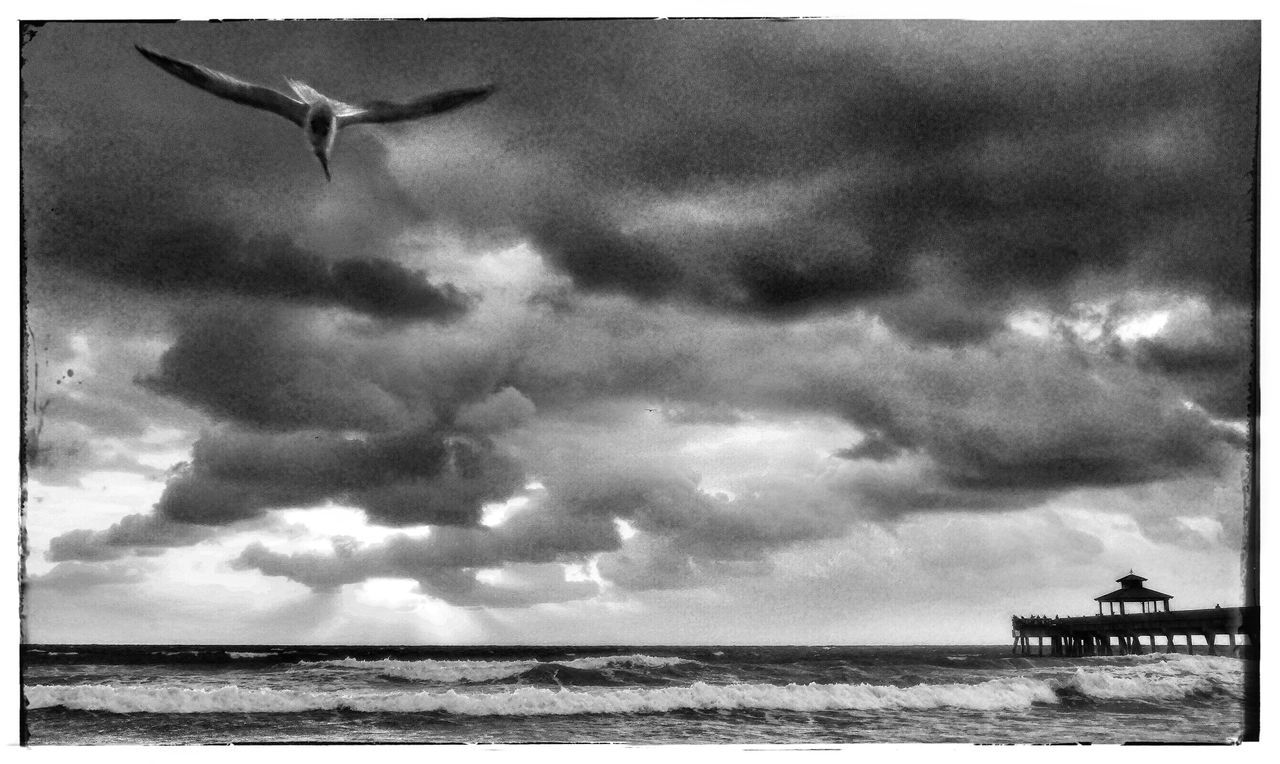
[1095,585,1173,602]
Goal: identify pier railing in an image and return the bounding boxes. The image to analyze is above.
[1010,606,1258,656]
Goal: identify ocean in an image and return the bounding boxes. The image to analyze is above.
[21,644,1253,745]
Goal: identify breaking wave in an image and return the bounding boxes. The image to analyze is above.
[25,650,1244,717]
[297,653,696,684]
[1055,654,1244,702]
[26,677,1058,715]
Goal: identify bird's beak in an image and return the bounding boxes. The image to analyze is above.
[316,152,331,182]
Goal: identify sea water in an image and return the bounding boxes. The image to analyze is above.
[21,644,1252,744]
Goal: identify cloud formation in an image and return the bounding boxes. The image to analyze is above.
[226,460,849,601]
[23,21,1256,619]
[229,497,620,604]
[1131,304,1254,419]
[155,425,525,527]
[373,21,1259,341]
[23,29,468,327]
[46,513,214,562]
[44,218,472,322]
[27,561,154,590]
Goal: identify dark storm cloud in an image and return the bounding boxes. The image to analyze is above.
[455,387,539,433]
[22,22,1258,338]
[533,457,855,593]
[1130,306,1253,419]
[230,502,620,603]
[149,287,1242,508]
[226,452,852,600]
[527,205,908,317]
[584,472,845,591]
[47,337,533,554]
[76,223,472,322]
[154,426,525,527]
[839,462,1057,517]
[31,191,468,323]
[45,422,528,562]
[23,23,468,325]
[26,21,1257,606]
[560,467,843,560]
[86,292,1243,591]
[507,305,1242,497]
[597,536,776,592]
[139,306,412,431]
[139,303,518,432]
[810,338,1239,495]
[373,20,1258,338]
[27,561,153,590]
[46,513,214,562]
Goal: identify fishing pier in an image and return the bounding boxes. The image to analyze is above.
[1011,572,1259,657]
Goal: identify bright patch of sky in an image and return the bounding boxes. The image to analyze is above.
[480,496,525,527]
[564,557,605,587]
[272,505,433,551]
[617,173,844,235]
[1008,297,1179,344]
[474,568,504,586]
[613,517,638,540]
[23,474,167,576]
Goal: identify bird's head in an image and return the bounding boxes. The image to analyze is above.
[304,103,338,182]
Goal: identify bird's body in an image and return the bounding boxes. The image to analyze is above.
[135,45,494,181]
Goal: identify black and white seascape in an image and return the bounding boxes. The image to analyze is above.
[22,644,1248,744]
[19,17,1258,746]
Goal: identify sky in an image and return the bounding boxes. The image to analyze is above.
[17,18,1258,645]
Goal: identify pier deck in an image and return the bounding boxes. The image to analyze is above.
[1011,606,1258,656]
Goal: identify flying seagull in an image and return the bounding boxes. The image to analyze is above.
[135,45,495,181]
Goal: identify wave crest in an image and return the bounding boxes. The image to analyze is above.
[26,677,1055,715]
[297,653,696,684]
[1058,659,1242,702]
[25,654,1243,716]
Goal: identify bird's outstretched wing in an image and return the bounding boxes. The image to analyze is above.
[135,45,308,126]
[338,85,495,127]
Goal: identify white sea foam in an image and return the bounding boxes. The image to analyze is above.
[1077,651,1239,667]
[298,654,695,683]
[228,652,277,660]
[558,654,694,670]
[26,651,1243,716]
[1080,654,1242,682]
[302,658,539,683]
[1060,669,1219,702]
[1057,656,1242,702]
[25,677,1056,715]
[1125,653,1244,674]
